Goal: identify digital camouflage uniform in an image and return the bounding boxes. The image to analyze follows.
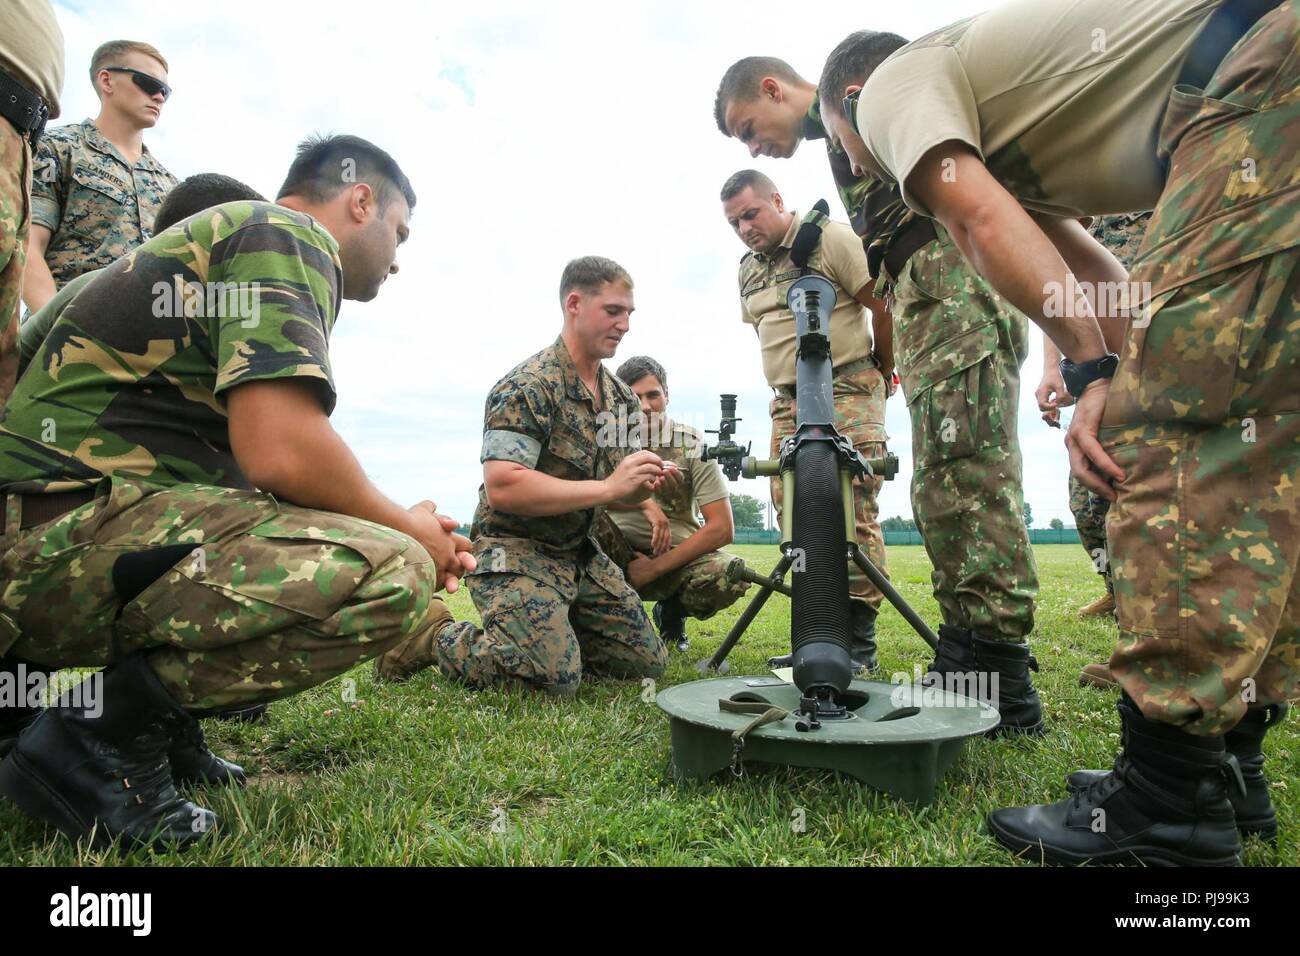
[1098,5,1300,734]
[805,98,1038,641]
[0,200,442,711]
[592,418,749,620]
[411,337,667,696]
[737,206,889,610]
[31,118,176,289]
[1068,212,1154,597]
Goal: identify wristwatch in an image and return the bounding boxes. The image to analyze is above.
[1059,352,1120,399]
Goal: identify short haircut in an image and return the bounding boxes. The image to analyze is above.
[155,174,266,232]
[276,133,417,213]
[90,41,169,85]
[720,169,777,203]
[616,355,667,390]
[714,56,805,135]
[559,256,633,304]
[818,31,909,112]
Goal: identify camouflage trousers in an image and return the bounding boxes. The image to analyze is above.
[1099,5,1300,735]
[890,229,1038,641]
[431,544,667,696]
[770,359,888,609]
[0,120,31,416]
[592,512,749,619]
[0,477,442,710]
[1068,473,1113,594]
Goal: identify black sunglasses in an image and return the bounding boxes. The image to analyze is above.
[841,89,861,134]
[105,67,172,101]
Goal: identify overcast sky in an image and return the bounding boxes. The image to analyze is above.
[53,0,1082,529]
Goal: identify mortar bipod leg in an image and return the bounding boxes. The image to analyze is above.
[697,553,795,673]
[849,544,940,651]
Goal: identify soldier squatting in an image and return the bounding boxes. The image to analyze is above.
[0,0,1295,867]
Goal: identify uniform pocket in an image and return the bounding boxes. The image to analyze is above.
[66,164,133,238]
[833,364,888,444]
[1106,264,1257,426]
[909,340,1005,469]
[543,427,596,481]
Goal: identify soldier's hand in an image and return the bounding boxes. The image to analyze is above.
[646,501,672,556]
[626,554,660,589]
[1036,365,1075,412]
[605,450,667,502]
[1065,382,1124,500]
[408,500,476,592]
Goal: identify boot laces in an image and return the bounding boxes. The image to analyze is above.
[1072,758,1126,810]
[102,717,184,809]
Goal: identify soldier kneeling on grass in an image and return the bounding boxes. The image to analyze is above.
[376,257,672,694]
[592,355,750,653]
[0,134,475,851]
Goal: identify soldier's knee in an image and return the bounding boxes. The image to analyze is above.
[538,674,582,697]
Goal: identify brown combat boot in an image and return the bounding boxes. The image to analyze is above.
[1078,592,1115,618]
[373,603,459,683]
[1079,661,1118,689]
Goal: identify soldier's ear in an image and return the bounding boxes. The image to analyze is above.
[349,183,376,223]
[563,289,582,318]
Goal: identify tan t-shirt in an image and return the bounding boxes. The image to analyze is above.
[609,419,730,551]
[0,0,64,117]
[857,0,1223,218]
[738,213,874,387]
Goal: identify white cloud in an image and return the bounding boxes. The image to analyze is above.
[51,0,1079,530]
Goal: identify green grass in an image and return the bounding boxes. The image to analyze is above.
[1,544,1294,866]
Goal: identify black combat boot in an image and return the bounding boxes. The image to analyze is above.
[1067,702,1286,841]
[849,602,879,674]
[205,702,270,724]
[0,654,218,851]
[988,694,1243,866]
[168,712,247,789]
[924,624,977,680]
[653,597,689,653]
[972,634,1045,736]
[0,654,44,759]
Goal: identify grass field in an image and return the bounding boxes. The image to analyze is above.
[1,544,1294,866]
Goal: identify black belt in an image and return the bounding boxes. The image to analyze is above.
[881,217,937,285]
[0,68,50,148]
[1176,0,1284,93]
[17,488,97,530]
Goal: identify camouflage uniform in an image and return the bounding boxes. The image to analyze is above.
[410,337,667,696]
[805,98,1038,641]
[0,119,30,416]
[31,118,176,289]
[0,0,63,414]
[1098,5,1300,734]
[0,200,443,710]
[1068,213,1154,597]
[592,418,749,620]
[1068,473,1112,595]
[16,265,98,378]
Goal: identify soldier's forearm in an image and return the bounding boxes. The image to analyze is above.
[20,245,56,315]
[484,463,611,517]
[649,520,728,578]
